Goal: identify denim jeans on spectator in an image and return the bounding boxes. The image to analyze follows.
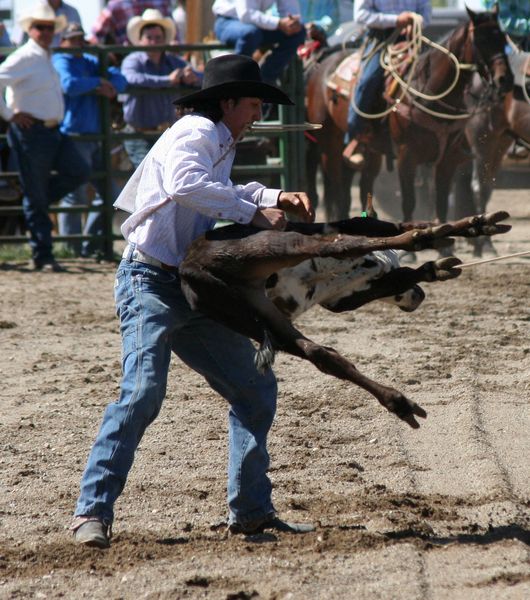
[7,122,90,262]
[214,16,306,84]
[58,140,120,256]
[123,125,155,170]
[74,252,278,527]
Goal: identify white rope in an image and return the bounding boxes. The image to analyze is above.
[351,14,476,121]
[458,249,530,268]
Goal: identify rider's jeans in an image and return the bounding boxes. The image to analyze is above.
[347,39,386,140]
[74,255,277,527]
[214,15,306,83]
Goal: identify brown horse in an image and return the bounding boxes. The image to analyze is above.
[453,77,530,248]
[306,9,513,223]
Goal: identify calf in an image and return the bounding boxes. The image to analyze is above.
[179,212,510,429]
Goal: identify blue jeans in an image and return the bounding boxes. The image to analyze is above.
[75,250,278,527]
[123,128,154,170]
[58,140,119,256]
[347,39,385,140]
[7,123,90,262]
[214,16,306,83]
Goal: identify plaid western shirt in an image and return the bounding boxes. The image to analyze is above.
[354,0,432,30]
[483,0,530,40]
[90,0,174,45]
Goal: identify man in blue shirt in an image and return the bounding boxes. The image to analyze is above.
[121,9,202,167]
[53,23,128,257]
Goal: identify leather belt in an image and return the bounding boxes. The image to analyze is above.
[33,118,60,128]
[123,244,179,273]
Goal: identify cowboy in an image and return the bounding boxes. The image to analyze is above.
[121,8,202,168]
[90,0,174,46]
[71,54,316,548]
[342,0,431,169]
[212,0,307,85]
[0,2,90,271]
[11,0,82,47]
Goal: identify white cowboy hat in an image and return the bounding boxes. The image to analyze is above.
[126,9,176,45]
[19,2,67,34]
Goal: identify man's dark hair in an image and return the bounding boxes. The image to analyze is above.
[175,97,241,123]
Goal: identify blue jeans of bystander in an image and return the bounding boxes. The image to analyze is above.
[214,16,306,84]
[58,140,120,257]
[74,249,278,527]
[7,123,90,263]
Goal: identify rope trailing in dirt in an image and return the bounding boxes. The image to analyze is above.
[458,250,530,268]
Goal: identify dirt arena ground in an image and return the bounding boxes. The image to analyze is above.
[0,188,529,599]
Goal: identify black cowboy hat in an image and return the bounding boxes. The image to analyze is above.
[173,54,293,107]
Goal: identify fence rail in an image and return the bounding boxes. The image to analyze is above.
[0,44,306,259]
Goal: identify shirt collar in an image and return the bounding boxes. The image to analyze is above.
[27,37,52,57]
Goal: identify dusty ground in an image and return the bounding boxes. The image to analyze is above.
[0,188,529,600]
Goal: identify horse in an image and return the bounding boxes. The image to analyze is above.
[305,8,513,224]
[453,77,530,255]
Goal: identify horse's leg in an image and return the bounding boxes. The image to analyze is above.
[397,149,418,222]
[321,125,352,220]
[453,159,477,219]
[305,134,321,210]
[359,151,382,212]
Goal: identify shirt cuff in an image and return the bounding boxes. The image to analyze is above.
[259,188,282,208]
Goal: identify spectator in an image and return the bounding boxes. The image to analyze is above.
[0,2,90,271]
[212,0,307,85]
[12,0,82,47]
[172,0,187,43]
[52,23,128,258]
[120,9,202,167]
[90,0,174,46]
[299,0,353,36]
[483,0,530,50]
[342,0,431,169]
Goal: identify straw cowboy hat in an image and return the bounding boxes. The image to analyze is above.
[126,8,176,45]
[19,2,67,34]
[173,55,294,107]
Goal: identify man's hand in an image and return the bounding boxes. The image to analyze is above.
[251,207,287,230]
[11,112,35,129]
[277,191,315,223]
[169,66,200,87]
[95,78,117,99]
[396,11,422,33]
[278,15,303,36]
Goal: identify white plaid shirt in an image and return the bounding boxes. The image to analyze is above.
[115,114,281,267]
[354,0,432,30]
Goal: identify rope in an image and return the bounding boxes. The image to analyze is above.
[350,14,477,121]
[458,249,530,269]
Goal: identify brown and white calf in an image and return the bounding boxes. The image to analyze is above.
[179,212,510,429]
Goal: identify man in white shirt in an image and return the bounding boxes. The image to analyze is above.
[212,0,306,85]
[0,3,91,271]
[71,54,316,548]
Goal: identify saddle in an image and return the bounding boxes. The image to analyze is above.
[326,51,362,101]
